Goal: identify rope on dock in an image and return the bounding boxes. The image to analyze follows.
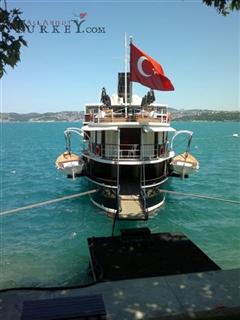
[0,189,98,217]
[159,189,240,205]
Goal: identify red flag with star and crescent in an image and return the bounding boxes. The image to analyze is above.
[130,43,174,91]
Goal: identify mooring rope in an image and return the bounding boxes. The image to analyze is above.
[1,188,239,218]
[0,189,98,217]
[159,189,240,205]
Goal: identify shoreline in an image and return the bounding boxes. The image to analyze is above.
[1,120,239,123]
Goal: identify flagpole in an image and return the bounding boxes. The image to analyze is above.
[124,33,127,117]
[129,35,133,105]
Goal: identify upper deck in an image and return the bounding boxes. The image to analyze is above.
[85,104,170,124]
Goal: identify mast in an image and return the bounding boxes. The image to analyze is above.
[129,35,133,105]
[124,33,128,117]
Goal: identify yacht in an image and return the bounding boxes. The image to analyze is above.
[56,41,199,220]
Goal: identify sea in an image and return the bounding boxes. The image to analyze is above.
[0,121,240,289]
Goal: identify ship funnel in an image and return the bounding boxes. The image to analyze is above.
[118,72,130,103]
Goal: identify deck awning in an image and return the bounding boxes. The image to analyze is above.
[82,125,118,132]
[144,126,176,133]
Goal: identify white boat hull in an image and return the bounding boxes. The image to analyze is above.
[171,152,199,176]
[55,152,84,178]
[57,162,84,176]
[172,161,199,175]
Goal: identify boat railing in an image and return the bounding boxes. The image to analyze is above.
[89,143,169,160]
[90,143,140,159]
[141,144,169,160]
[141,175,167,188]
[85,105,170,124]
[119,144,140,159]
[116,186,120,219]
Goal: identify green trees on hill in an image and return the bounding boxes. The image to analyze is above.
[174,111,240,122]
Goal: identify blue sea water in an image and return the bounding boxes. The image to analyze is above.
[0,121,240,289]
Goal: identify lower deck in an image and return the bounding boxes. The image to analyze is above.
[84,158,169,189]
[84,157,170,219]
[89,180,167,220]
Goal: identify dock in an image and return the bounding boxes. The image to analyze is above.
[119,195,145,219]
[1,269,239,319]
[88,228,220,281]
[1,228,239,320]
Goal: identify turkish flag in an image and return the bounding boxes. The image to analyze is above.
[130,43,174,91]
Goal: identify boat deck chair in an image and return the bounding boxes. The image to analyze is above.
[128,144,138,158]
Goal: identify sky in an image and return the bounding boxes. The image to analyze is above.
[1,0,239,113]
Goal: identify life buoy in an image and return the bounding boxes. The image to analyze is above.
[89,111,93,122]
[166,112,171,123]
[159,145,164,156]
[95,145,101,156]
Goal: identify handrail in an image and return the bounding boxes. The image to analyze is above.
[86,105,169,124]
[140,155,148,220]
[142,175,167,186]
[116,186,120,219]
[89,143,168,160]
[112,186,120,235]
[140,187,148,220]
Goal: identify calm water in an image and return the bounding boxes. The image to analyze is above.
[1,121,240,289]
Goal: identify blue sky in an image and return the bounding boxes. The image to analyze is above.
[2,0,239,112]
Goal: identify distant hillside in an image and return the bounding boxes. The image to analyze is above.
[1,111,84,122]
[171,110,240,121]
[1,109,239,122]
